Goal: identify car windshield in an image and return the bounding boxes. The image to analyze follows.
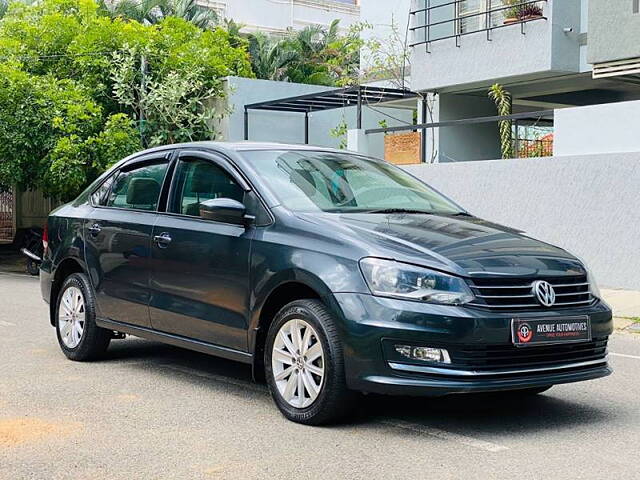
[241,149,465,215]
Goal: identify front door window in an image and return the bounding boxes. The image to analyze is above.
[170,158,245,218]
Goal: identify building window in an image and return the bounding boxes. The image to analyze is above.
[457,0,505,34]
[634,0,639,14]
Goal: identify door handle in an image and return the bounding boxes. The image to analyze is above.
[153,232,172,248]
[88,223,101,236]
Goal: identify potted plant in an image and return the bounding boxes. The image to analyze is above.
[503,0,521,25]
[503,1,544,24]
[519,3,544,21]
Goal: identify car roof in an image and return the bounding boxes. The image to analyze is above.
[134,141,343,153]
[130,141,351,158]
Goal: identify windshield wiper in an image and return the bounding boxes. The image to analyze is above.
[366,208,434,215]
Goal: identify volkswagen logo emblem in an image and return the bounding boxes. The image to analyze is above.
[532,280,556,307]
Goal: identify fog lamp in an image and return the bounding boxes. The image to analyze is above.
[394,345,451,364]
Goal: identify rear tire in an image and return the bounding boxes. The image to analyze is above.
[265,299,356,425]
[55,273,111,361]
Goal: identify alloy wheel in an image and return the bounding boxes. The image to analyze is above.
[58,286,86,349]
[271,318,325,408]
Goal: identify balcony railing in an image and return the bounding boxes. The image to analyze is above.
[410,0,547,52]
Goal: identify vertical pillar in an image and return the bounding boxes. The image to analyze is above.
[347,129,370,155]
[304,112,309,144]
[513,119,519,158]
[421,98,428,163]
[356,88,363,130]
[243,108,249,141]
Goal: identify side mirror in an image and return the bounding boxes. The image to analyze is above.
[199,198,248,225]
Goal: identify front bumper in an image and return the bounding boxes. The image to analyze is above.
[333,293,613,396]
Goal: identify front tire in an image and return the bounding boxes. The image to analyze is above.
[55,273,111,361]
[265,299,356,425]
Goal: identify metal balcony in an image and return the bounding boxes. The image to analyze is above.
[410,0,548,52]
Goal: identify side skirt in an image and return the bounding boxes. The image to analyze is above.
[96,318,253,365]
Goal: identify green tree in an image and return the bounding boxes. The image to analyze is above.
[46,114,141,200]
[0,0,253,199]
[111,46,225,146]
[0,63,140,200]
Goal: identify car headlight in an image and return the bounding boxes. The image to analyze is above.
[585,266,601,300]
[575,256,601,300]
[359,258,475,305]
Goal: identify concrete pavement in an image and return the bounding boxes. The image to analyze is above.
[602,288,640,318]
[1,273,640,480]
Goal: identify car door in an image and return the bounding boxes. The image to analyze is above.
[148,151,254,351]
[84,153,173,328]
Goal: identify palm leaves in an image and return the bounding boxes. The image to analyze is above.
[247,20,359,86]
[97,0,218,28]
[158,0,217,29]
[97,0,161,24]
[247,32,298,81]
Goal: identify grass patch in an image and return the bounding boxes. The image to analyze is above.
[621,317,640,323]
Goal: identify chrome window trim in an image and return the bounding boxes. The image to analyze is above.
[165,149,275,227]
[89,152,173,211]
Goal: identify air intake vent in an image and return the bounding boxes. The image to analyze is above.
[593,57,640,79]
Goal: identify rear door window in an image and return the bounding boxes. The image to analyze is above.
[91,174,116,207]
[105,162,169,211]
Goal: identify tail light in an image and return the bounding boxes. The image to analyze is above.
[42,223,49,253]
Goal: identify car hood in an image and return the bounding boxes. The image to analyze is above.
[294,212,585,278]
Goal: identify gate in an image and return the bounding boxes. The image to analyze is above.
[0,188,15,243]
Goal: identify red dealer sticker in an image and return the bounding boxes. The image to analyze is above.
[511,316,591,347]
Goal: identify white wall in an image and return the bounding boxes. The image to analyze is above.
[437,93,500,162]
[554,100,640,156]
[404,153,640,290]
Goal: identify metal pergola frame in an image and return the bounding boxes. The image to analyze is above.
[243,85,418,146]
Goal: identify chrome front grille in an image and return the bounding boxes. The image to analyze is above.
[467,275,593,310]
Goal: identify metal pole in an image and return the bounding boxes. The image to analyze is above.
[513,119,519,158]
[304,112,309,144]
[427,0,431,53]
[356,88,363,130]
[244,108,249,141]
[486,0,492,41]
[140,54,146,147]
[421,98,428,163]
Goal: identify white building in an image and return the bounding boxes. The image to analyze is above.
[199,0,361,33]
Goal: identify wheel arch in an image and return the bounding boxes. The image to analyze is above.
[49,257,86,326]
[250,274,341,382]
